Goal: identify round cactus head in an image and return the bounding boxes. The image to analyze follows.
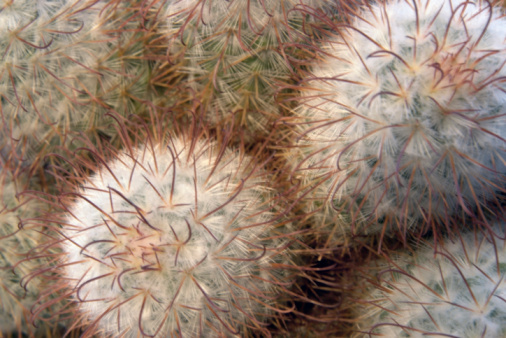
[0,0,155,168]
[349,222,506,337]
[163,0,337,143]
[288,0,506,247]
[57,133,293,336]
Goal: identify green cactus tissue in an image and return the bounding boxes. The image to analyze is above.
[164,0,333,141]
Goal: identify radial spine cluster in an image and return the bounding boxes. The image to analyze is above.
[351,222,506,337]
[290,0,506,242]
[0,160,47,333]
[0,0,150,163]
[164,0,331,139]
[62,136,290,337]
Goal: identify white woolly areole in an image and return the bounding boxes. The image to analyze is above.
[354,223,506,337]
[292,0,506,237]
[62,137,288,337]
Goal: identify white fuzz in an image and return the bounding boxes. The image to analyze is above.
[62,136,290,337]
[165,0,331,136]
[353,223,506,337]
[291,0,506,240]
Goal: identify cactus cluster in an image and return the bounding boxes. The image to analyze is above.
[288,0,506,246]
[59,135,292,336]
[0,0,503,336]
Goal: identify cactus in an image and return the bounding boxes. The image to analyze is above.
[57,134,293,336]
[163,0,335,143]
[1,1,505,335]
[348,222,506,337]
[288,0,506,246]
[0,0,155,167]
[0,157,54,335]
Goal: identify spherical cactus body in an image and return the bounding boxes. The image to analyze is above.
[60,135,292,336]
[288,0,506,246]
[164,0,332,141]
[0,0,153,166]
[349,223,506,337]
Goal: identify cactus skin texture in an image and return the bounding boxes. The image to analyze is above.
[288,0,506,245]
[0,159,50,335]
[0,0,152,165]
[60,135,292,337]
[164,0,331,141]
[350,222,506,337]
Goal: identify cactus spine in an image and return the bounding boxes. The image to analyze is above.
[59,135,292,336]
[349,223,506,337]
[0,157,53,335]
[163,0,332,142]
[0,0,154,166]
[288,0,506,246]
